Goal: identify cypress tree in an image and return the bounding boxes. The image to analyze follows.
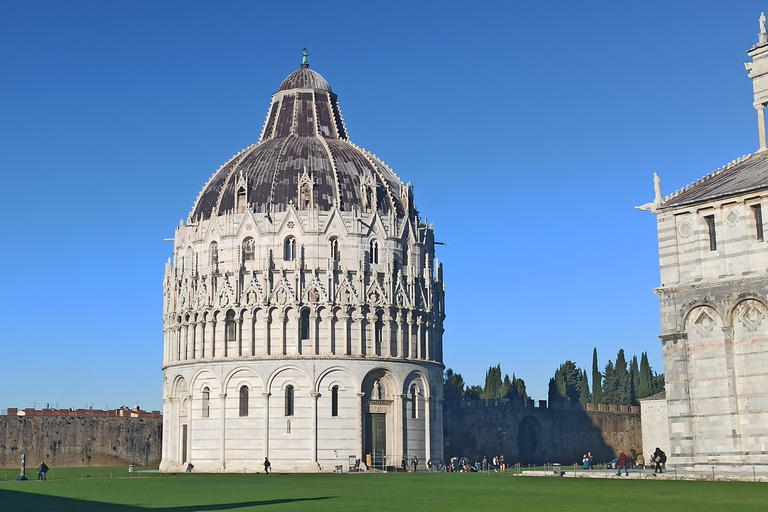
[638,352,653,399]
[578,369,590,404]
[501,373,513,399]
[614,349,631,405]
[513,374,529,402]
[483,364,502,399]
[547,377,559,403]
[602,359,616,404]
[591,348,603,404]
[630,355,639,405]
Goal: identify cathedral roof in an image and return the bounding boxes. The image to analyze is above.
[660,151,768,209]
[189,62,407,222]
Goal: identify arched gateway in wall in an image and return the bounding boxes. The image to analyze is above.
[160,57,446,473]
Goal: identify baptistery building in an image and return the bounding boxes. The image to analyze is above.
[160,58,446,473]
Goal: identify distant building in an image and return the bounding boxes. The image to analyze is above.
[644,14,768,467]
[160,57,446,472]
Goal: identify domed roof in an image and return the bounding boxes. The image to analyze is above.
[278,66,331,92]
[190,62,407,222]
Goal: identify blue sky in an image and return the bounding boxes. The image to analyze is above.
[1,1,765,411]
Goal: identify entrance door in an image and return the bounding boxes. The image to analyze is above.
[367,413,386,470]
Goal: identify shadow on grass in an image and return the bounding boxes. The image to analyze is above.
[0,489,333,511]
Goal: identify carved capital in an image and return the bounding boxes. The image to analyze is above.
[659,332,686,346]
[311,392,321,399]
[262,392,271,398]
[755,102,767,112]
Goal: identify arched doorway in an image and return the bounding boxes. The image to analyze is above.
[517,415,542,465]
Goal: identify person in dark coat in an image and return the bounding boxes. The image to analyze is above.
[652,447,666,474]
[263,457,271,474]
[37,462,49,481]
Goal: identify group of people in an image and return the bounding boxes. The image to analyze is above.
[37,461,49,480]
[400,456,431,472]
[614,447,666,476]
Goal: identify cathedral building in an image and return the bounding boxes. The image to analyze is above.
[160,56,446,472]
[644,15,768,467]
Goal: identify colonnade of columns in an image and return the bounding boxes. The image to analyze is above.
[163,307,443,365]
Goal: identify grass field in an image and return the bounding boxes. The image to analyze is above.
[1,468,767,511]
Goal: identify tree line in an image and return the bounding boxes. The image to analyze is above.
[549,348,664,406]
[444,365,530,402]
[443,348,664,406]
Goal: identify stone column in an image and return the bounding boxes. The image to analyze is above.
[295,310,302,356]
[417,317,424,359]
[356,392,365,463]
[199,320,206,358]
[162,397,172,464]
[219,393,227,470]
[311,392,320,464]
[310,312,318,355]
[355,311,365,356]
[437,398,445,462]
[211,319,217,358]
[406,318,414,359]
[384,311,394,357]
[278,311,287,356]
[424,396,431,462]
[756,103,767,152]
[339,312,350,355]
[236,316,243,357]
[262,392,271,458]
[398,394,407,460]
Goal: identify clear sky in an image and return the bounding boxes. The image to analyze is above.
[1,1,765,411]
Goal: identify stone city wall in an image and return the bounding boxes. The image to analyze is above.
[1,401,640,468]
[0,414,162,468]
[444,400,642,466]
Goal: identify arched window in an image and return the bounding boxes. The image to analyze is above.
[329,238,340,262]
[242,237,255,261]
[331,385,339,417]
[210,241,219,271]
[300,309,310,340]
[202,387,210,418]
[284,237,296,261]
[375,311,383,346]
[410,385,418,419]
[285,385,295,416]
[239,385,249,417]
[370,240,379,264]
[236,186,247,213]
[225,310,236,345]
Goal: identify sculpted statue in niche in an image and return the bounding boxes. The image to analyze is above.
[372,380,381,399]
[341,287,354,305]
[276,288,288,305]
[309,288,320,303]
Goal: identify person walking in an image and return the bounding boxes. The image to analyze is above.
[412,456,418,472]
[616,451,629,476]
[636,453,645,470]
[263,457,271,475]
[401,457,407,472]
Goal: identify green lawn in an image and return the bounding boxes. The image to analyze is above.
[1,469,766,511]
